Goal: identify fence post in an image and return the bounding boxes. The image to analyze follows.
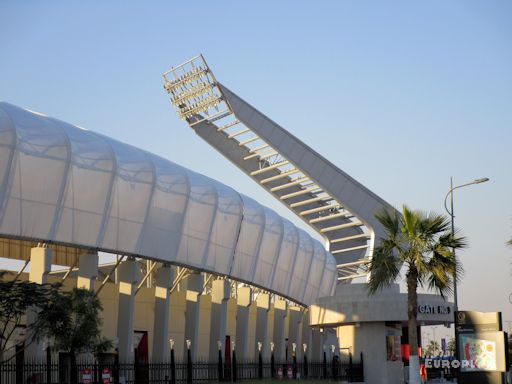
[186,348,192,384]
[270,352,275,379]
[231,350,237,383]
[258,351,262,380]
[322,351,327,379]
[303,355,308,378]
[114,350,119,384]
[218,349,223,382]
[46,347,52,384]
[360,352,364,382]
[170,348,176,384]
[348,351,353,382]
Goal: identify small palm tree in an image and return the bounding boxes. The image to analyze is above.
[425,340,440,357]
[368,205,466,384]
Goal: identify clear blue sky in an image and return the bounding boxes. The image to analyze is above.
[1,1,511,328]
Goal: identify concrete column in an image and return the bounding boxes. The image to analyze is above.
[209,280,230,360]
[311,328,324,360]
[183,273,202,359]
[288,306,303,360]
[246,301,258,360]
[255,293,271,359]
[152,264,173,362]
[272,299,288,361]
[26,246,52,358]
[235,287,252,359]
[116,258,141,363]
[76,253,99,290]
[301,310,312,359]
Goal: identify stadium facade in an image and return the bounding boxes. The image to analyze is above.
[0,56,453,384]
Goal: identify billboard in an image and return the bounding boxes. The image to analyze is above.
[458,331,507,372]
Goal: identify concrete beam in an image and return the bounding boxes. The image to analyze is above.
[77,253,99,290]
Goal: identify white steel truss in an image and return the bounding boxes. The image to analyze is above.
[162,55,392,282]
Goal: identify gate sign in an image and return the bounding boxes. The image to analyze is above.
[287,366,293,378]
[82,368,92,384]
[102,367,111,383]
[277,366,283,379]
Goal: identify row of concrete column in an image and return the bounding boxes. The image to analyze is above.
[26,247,324,363]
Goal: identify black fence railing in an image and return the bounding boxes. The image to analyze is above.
[0,354,364,384]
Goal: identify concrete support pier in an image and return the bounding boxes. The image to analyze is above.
[152,264,173,362]
[272,299,288,361]
[26,246,52,359]
[209,279,230,360]
[254,293,271,359]
[183,272,202,359]
[117,258,141,362]
[235,286,252,359]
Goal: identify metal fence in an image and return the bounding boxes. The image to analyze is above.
[0,354,364,384]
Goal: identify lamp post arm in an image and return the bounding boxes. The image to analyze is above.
[444,180,485,216]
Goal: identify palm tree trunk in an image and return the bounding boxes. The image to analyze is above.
[407,269,421,384]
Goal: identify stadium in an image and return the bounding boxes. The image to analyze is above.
[0,56,453,384]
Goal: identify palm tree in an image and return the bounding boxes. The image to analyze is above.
[368,205,466,384]
[425,340,440,357]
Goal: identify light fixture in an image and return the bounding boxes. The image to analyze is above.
[292,343,296,352]
[258,342,262,352]
[186,339,191,350]
[302,343,307,353]
[169,339,175,350]
[163,55,229,123]
[270,342,275,352]
[217,340,222,351]
[331,345,335,353]
[231,341,236,351]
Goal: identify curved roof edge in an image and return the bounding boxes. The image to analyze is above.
[0,102,337,305]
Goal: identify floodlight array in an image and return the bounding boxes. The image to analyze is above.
[164,66,208,90]
[177,95,221,120]
[163,63,226,120]
[170,80,215,106]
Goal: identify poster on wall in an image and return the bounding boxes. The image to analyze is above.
[386,329,401,361]
[458,331,506,372]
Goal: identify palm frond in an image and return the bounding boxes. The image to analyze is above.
[425,245,463,298]
[375,208,401,239]
[367,244,401,294]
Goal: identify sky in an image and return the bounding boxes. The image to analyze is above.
[1,1,511,332]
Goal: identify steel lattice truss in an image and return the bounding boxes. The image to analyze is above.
[163,55,396,282]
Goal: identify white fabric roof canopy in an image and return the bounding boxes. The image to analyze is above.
[0,102,336,305]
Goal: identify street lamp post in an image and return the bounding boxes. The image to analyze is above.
[444,177,489,312]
